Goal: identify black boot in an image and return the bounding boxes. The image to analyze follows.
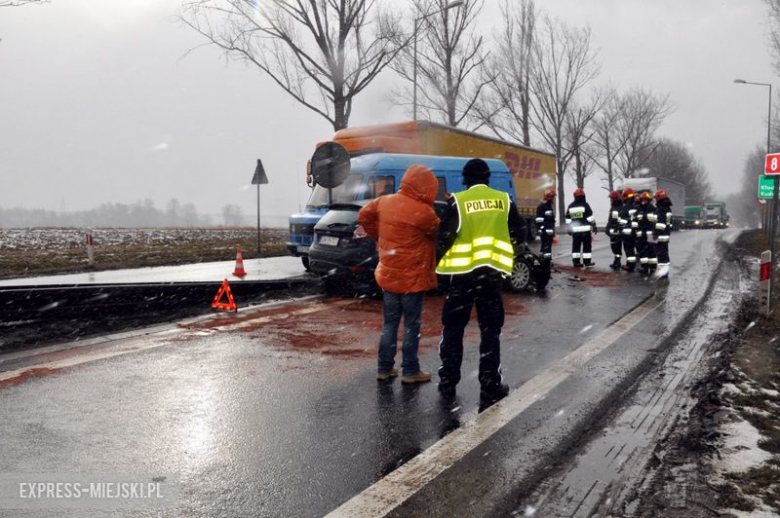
[610,258,621,270]
[573,260,583,268]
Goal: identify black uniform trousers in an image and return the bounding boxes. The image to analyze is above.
[623,233,636,269]
[572,231,592,263]
[439,268,504,392]
[657,241,670,265]
[540,233,554,261]
[609,231,622,260]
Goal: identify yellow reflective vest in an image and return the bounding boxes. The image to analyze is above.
[436,185,514,275]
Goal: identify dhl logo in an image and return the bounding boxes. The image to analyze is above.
[504,151,544,179]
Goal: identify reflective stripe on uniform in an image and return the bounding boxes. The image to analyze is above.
[640,258,648,264]
[611,211,620,218]
[582,253,592,259]
[658,235,670,242]
[572,253,582,259]
[586,215,596,223]
[627,256,637,263]
[535,217,544,223]
[622,228,633,235]
[545,229,554,235]
[656,223,666,230]
[573,225,592,233]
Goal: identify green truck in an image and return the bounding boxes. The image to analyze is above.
[683,206,703,229]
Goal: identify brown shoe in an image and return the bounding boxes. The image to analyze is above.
[401,370,432,384]
[377,367,399,381]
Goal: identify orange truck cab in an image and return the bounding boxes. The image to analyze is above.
[287,121,557,270]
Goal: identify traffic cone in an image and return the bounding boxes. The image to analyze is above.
[233,248,247,278]
[553,237,559,244]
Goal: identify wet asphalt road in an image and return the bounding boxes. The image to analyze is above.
[0,229,739,517]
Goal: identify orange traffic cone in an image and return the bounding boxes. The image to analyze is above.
[233,248,247,278]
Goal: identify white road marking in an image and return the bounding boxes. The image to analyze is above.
[0,297,355,385]
[325,296,662,518]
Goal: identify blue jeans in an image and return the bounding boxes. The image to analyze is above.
[377,291,424,376]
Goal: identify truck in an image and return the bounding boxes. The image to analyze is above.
[683,206,704,229]
[703,202,730,228]
[621,177,686,227]
[287,121,557,269]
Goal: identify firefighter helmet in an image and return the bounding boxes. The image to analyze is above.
[639,191,652,202]
[573,188,586,198]
[544,189,556,200]
[609,191,621,201]
[622,187,635,199]
[655,189,668,201]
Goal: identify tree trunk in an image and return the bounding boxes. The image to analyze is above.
[333,96,348,131]
[557,157,566,226]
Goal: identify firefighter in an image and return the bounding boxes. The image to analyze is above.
[535,189,557,263]
[654,190,673,269]
[436,158,526,405]
[635,192,657,274]
[618,188,638,272]
[565,188,597,267]
[606,190,624,270]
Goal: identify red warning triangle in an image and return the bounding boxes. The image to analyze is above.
[211,279,237,312]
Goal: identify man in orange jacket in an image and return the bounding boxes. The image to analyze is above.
[358,164,441,384]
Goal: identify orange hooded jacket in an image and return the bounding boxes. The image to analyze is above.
[358,164,441,293]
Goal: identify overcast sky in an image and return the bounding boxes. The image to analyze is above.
[0,0,776,224]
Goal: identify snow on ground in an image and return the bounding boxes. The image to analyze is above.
[713,418,773,475]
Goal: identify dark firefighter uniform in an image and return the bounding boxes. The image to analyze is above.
[565,189,597,267]
[635,192,657,273]
[655,190,673,268]
[606,191,623,270]
[618,188,638,271]
[535,189,557,262]
[437,158,526,404]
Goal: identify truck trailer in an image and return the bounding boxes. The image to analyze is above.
[703,202,729,228]
[287,121,557,268]
[621,177,687,226]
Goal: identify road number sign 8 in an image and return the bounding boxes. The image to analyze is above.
[766,153,780,174]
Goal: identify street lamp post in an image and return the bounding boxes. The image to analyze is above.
[413,1,464,121]
[735,78,776,307]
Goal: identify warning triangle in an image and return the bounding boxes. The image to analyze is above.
[211,279,237,312]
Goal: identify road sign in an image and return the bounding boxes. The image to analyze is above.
[759,175,777,199]
[252,159,269,185]
[766,153,780,174]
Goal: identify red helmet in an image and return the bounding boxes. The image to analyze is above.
[544,189,556,200]
[622,187,635,199]
[609,191,621,201]
[573,188,585,198]
[655,190,668,201]
[639,191,652,202]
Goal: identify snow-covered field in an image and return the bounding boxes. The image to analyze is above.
[0,227,288,278]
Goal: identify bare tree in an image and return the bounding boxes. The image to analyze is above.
[181,0,404,131]
[390,0,489,127]
[529,15,599,223]
[473,0,536,145]
[565,93,604,188]
[222,204,244,227]
[587,88,629,192]
[728,145,765,228]
[637,137,712,205]
[615,87,673,179]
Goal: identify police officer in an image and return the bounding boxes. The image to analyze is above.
[566,188,597,267]
[635,192,657,274]
[437,158,526,405]
[618,188,638,272]
[606,191,623,270]
[654,190,673,269]
[535,189,557,263]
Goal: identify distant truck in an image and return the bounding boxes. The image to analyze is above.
[683,206,704,229]
[703,202,730,228]
[287,121,557,268]
[621,177,686,227]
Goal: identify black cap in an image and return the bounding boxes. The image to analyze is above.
[462,158,490,186]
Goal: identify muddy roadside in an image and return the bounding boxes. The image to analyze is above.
[635,229,780,517]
